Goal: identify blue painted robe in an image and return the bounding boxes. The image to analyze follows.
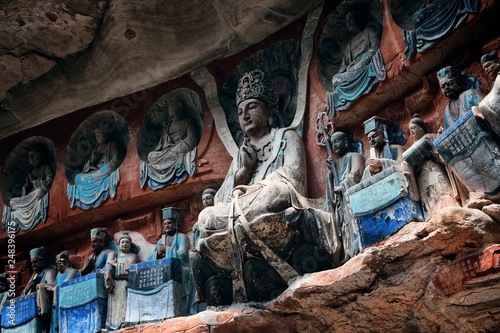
[67,141,120,210]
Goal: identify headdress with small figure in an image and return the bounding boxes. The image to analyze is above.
[236,70,279,109]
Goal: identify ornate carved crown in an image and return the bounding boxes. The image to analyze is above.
[236,69,278,108]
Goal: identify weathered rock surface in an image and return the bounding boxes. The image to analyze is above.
[0,0,316,139]
[114,207,500,332]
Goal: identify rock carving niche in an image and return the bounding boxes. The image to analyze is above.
[218,39,301,147]
[137,88,204,190]
[398,0,478,59]
[318,0,385,117]
[66,111,129,210]
[1,137,56,233]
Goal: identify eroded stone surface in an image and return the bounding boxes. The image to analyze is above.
[114,207,500,332]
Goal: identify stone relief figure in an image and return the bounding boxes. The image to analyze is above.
[104,231,140,330]
[148,208,191,300]
[3,147,55,232]
[50,251,80,333]
[139,93,203,190]
[190,70,340,306]
[472,51,500,138]
[326,10,386,116]
[403,0,478,59]
[189,188,216,315]
[362,118,419,201]
[437,66,484,131]
[67,128,121,210]
[22,247,56,333]
[66,111,128,210]
[326,131,365,262]
[403,114,459,219]
[81,228,117,276]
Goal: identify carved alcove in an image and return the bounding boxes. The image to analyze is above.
[136,88,205,190]
[0,136,57,232]
[65,110,129,209]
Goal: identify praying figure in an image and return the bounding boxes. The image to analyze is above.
[140,97,200,190]
[4,147,54,232]
[326,10,386,116]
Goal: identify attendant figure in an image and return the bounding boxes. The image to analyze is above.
[104,232,140,330]
[6,148,54,232]
[189,188,216,314]
[191,70,340,306]
[141,98,200,189]
[362,121,419,201]
[437,66,484,131]
[404,114,459,219]
[67,128,121,209]
[327,10,385,116]
[326,132,365,262]
[81,228,116,276]
[49,251,80,333]
[149,208,191,302]
[472,51,500,138]
[22,247,56,333]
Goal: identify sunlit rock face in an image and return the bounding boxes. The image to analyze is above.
[0,0,314,139]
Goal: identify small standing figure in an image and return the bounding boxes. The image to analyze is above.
[326,132,365,262]
[50,251,80,333]
[404,114,459,219]
[104,232,140,330]
[437,66,484,131]
[22,247,56,333]
[6,148,54,232]
[81,228,116,276]
[140,97,200,189]
[149,208,191,300]
[472,51,500,138]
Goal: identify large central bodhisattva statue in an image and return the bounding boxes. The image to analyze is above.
[190,70,340,306]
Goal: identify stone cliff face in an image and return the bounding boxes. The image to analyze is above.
[114,205,500,333]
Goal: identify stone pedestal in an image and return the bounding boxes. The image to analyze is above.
[125,258,184,325]
[347,165,424,249]
[58,273,107,333]
[1,293,42,333]
[434,111,500,196]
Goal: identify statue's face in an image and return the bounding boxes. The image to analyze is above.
[482,60,500,78]
[202,192,215,208]
[345,13,361,33]
[56,258,69,273]
[409,122,425,141]
[94,129,107,144]
[237,98,271,136]
[330,133,348,156]
[28,150,42,167]
[439,77,461,100]
[31,257,44,273]
[367,129,384,149]
[163,218,177,236]
[90,236,104,254]
[168,101,183,120]
[119,238,131,253]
